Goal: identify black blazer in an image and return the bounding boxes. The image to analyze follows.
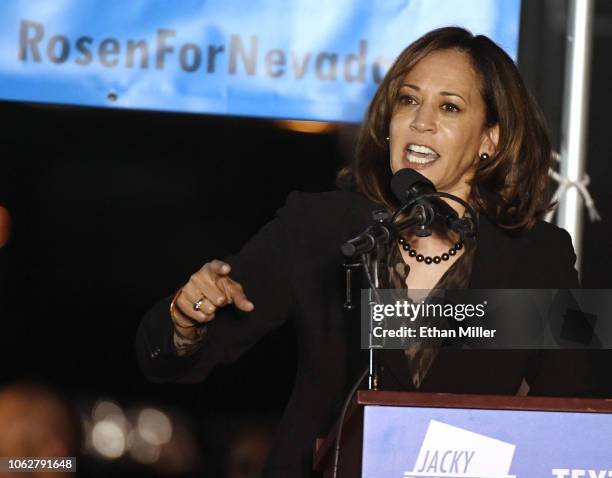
[135,190,590,477]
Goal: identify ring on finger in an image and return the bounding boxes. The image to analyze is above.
[193,297,204,312]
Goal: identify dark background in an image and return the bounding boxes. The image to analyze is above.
[1,1,611,476]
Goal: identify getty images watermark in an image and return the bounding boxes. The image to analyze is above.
[359,289,612,350]
[371,297,492,339]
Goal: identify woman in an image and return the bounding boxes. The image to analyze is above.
[136,27,590,477]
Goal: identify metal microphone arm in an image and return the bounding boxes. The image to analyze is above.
[392,191,478,240]
[341,205,428,258]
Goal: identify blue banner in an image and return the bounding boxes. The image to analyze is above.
[363,406,612,476]
[0,0,521,122]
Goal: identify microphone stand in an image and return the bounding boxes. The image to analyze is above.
[365,210,391,391]
[343,206,429,390]
[366,208,435,390]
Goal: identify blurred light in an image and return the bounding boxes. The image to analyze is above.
[93,400,124,423]
[128,430,161,465]
[91,420,125,459]
[92,400,128,432]
[275,120,337,134]
[137,408,172,446]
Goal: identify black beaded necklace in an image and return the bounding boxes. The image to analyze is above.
[398,236,463,265]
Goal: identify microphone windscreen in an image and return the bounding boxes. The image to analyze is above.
[390,168,435,203]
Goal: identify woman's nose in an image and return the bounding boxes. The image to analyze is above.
[410,105,436,133]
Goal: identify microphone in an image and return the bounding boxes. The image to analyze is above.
[340,211,394,258]
[390,168,473,237]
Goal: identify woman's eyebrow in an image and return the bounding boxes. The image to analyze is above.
[401,83,467,103]
[440,91,467,103]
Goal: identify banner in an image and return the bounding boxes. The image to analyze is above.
[0,0,521,122]
[363,406,612,477]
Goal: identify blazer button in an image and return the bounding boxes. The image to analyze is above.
[150,347,161,359]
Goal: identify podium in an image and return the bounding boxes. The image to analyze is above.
[314,391,612,477]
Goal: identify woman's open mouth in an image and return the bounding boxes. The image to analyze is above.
[404,143,440,169]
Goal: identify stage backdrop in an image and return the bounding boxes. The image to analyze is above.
[0,0,520,122]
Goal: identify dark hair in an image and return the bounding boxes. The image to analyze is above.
[338,26,552,230]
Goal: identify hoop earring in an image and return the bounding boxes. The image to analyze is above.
[479,152,490,161]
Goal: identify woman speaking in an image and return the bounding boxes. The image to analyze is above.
[136,27,591,477]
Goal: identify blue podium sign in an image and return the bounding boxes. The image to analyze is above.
[0,0,521,121]
[362,405,612,477]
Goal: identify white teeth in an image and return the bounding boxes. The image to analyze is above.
[408,144,438,155]
[407,154,437,164]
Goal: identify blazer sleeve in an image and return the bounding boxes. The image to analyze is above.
[526,227,594,397]
[135,192,300,383]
